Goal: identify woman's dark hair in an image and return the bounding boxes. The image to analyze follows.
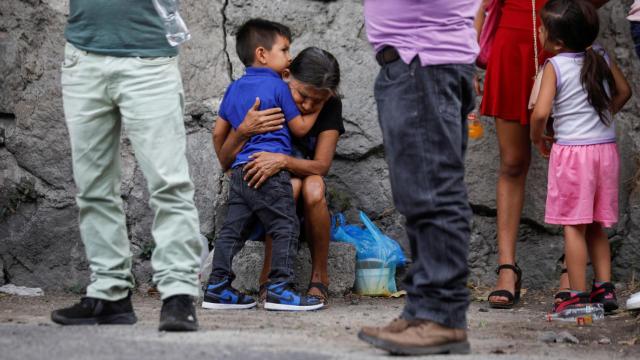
[236,18,292,67]
[541,0,617,125]
[289,47,340,95]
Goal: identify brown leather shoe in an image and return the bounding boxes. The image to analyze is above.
[359,317,411,339]
[358,320,470,355]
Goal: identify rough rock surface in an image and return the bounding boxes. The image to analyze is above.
[200,241,356,296]
[0,257,4,286]
[1,0,639,291]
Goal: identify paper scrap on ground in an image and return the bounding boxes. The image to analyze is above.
[0,284,44,297]
[389,290,406,298]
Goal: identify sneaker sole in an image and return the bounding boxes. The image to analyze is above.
[357,331,470,355]
[201,301,257,310]
[51,312,137,326]
[264,302,324,311]
[158,320,198,332]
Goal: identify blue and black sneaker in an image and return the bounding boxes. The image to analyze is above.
[202,279,256,310]
[264,282,324,311]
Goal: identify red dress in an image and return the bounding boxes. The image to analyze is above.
[480,0,549,125]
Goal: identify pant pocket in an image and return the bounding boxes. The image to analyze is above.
[261,172,293,204]
[62,43,83,69]
[134,56,177,66]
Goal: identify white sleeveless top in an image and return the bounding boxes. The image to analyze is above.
[547,49,615,146]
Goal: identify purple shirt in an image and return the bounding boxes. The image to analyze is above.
[364,0,480,66]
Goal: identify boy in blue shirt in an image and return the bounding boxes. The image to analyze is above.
[202,19,323,311]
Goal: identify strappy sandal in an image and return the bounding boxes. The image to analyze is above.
[488,263,522,309]
[553,255,571,304]
[554,268,571,304]
[307,282,329,305]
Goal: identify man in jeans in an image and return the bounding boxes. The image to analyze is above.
[358,0,479,355]
[50,0,202,331]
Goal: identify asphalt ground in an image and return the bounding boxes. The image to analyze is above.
[1,291,639,359]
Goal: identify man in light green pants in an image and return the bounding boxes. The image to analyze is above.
[51,0,202,332]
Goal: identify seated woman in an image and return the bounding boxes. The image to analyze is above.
[213,47,343,304]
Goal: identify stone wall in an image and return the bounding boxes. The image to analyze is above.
[1,0,639,291]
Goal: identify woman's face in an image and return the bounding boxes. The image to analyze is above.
[287,78,332,115]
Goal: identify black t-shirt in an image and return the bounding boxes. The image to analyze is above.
[292,97,345,159]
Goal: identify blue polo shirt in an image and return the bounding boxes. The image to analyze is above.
[219,67,301,168]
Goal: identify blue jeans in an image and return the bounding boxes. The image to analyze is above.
[631,21,640,59]
[208,168,299,284]
[374,58,475,329]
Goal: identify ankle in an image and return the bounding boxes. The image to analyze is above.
[569,289,587,296]
[311,278,329,286]
[593,280,610,287]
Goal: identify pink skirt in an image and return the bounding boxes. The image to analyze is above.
[545,143,619,228]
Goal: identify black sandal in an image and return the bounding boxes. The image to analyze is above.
[307,282,329,305]
[488,264,522,309]
[554,268,571,304]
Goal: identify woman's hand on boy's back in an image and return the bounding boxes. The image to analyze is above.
[237,97,286,139]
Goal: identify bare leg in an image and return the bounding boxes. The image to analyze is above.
[586,222,611,283]
[564,224,588,292]
[555,224,608,303]
[258,177,302,285]
[301,176,330,298]
[490,118,531,304]
[555,257,571,304]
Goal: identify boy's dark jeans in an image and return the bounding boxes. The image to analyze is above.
[374,58,475,329]
[209,168,298,285]
[631,21,640,59]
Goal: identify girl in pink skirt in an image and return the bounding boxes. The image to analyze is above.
[530,0,631,313]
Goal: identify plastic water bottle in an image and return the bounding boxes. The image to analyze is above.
[467,111,484,139]
[546,303,605,325]
[152,0,191,46]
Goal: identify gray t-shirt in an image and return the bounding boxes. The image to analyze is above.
[65,0,178,57]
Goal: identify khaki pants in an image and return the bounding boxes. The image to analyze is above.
[61,43,202,301]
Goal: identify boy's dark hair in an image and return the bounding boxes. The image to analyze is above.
[235,18,292,67]
[541,0,617,125]
[289,47,341,94]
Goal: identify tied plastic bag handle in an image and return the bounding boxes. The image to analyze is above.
[331,211,406,268]
[359,211,406,267]
[358,211,388,265]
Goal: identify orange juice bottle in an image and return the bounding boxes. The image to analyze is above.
[468,112,483,139]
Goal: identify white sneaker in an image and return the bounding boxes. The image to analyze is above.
[627,291,640,310]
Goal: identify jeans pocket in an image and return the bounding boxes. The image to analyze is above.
[433,66,471,124]
[262,172,293,203]
[381,60,410,83]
